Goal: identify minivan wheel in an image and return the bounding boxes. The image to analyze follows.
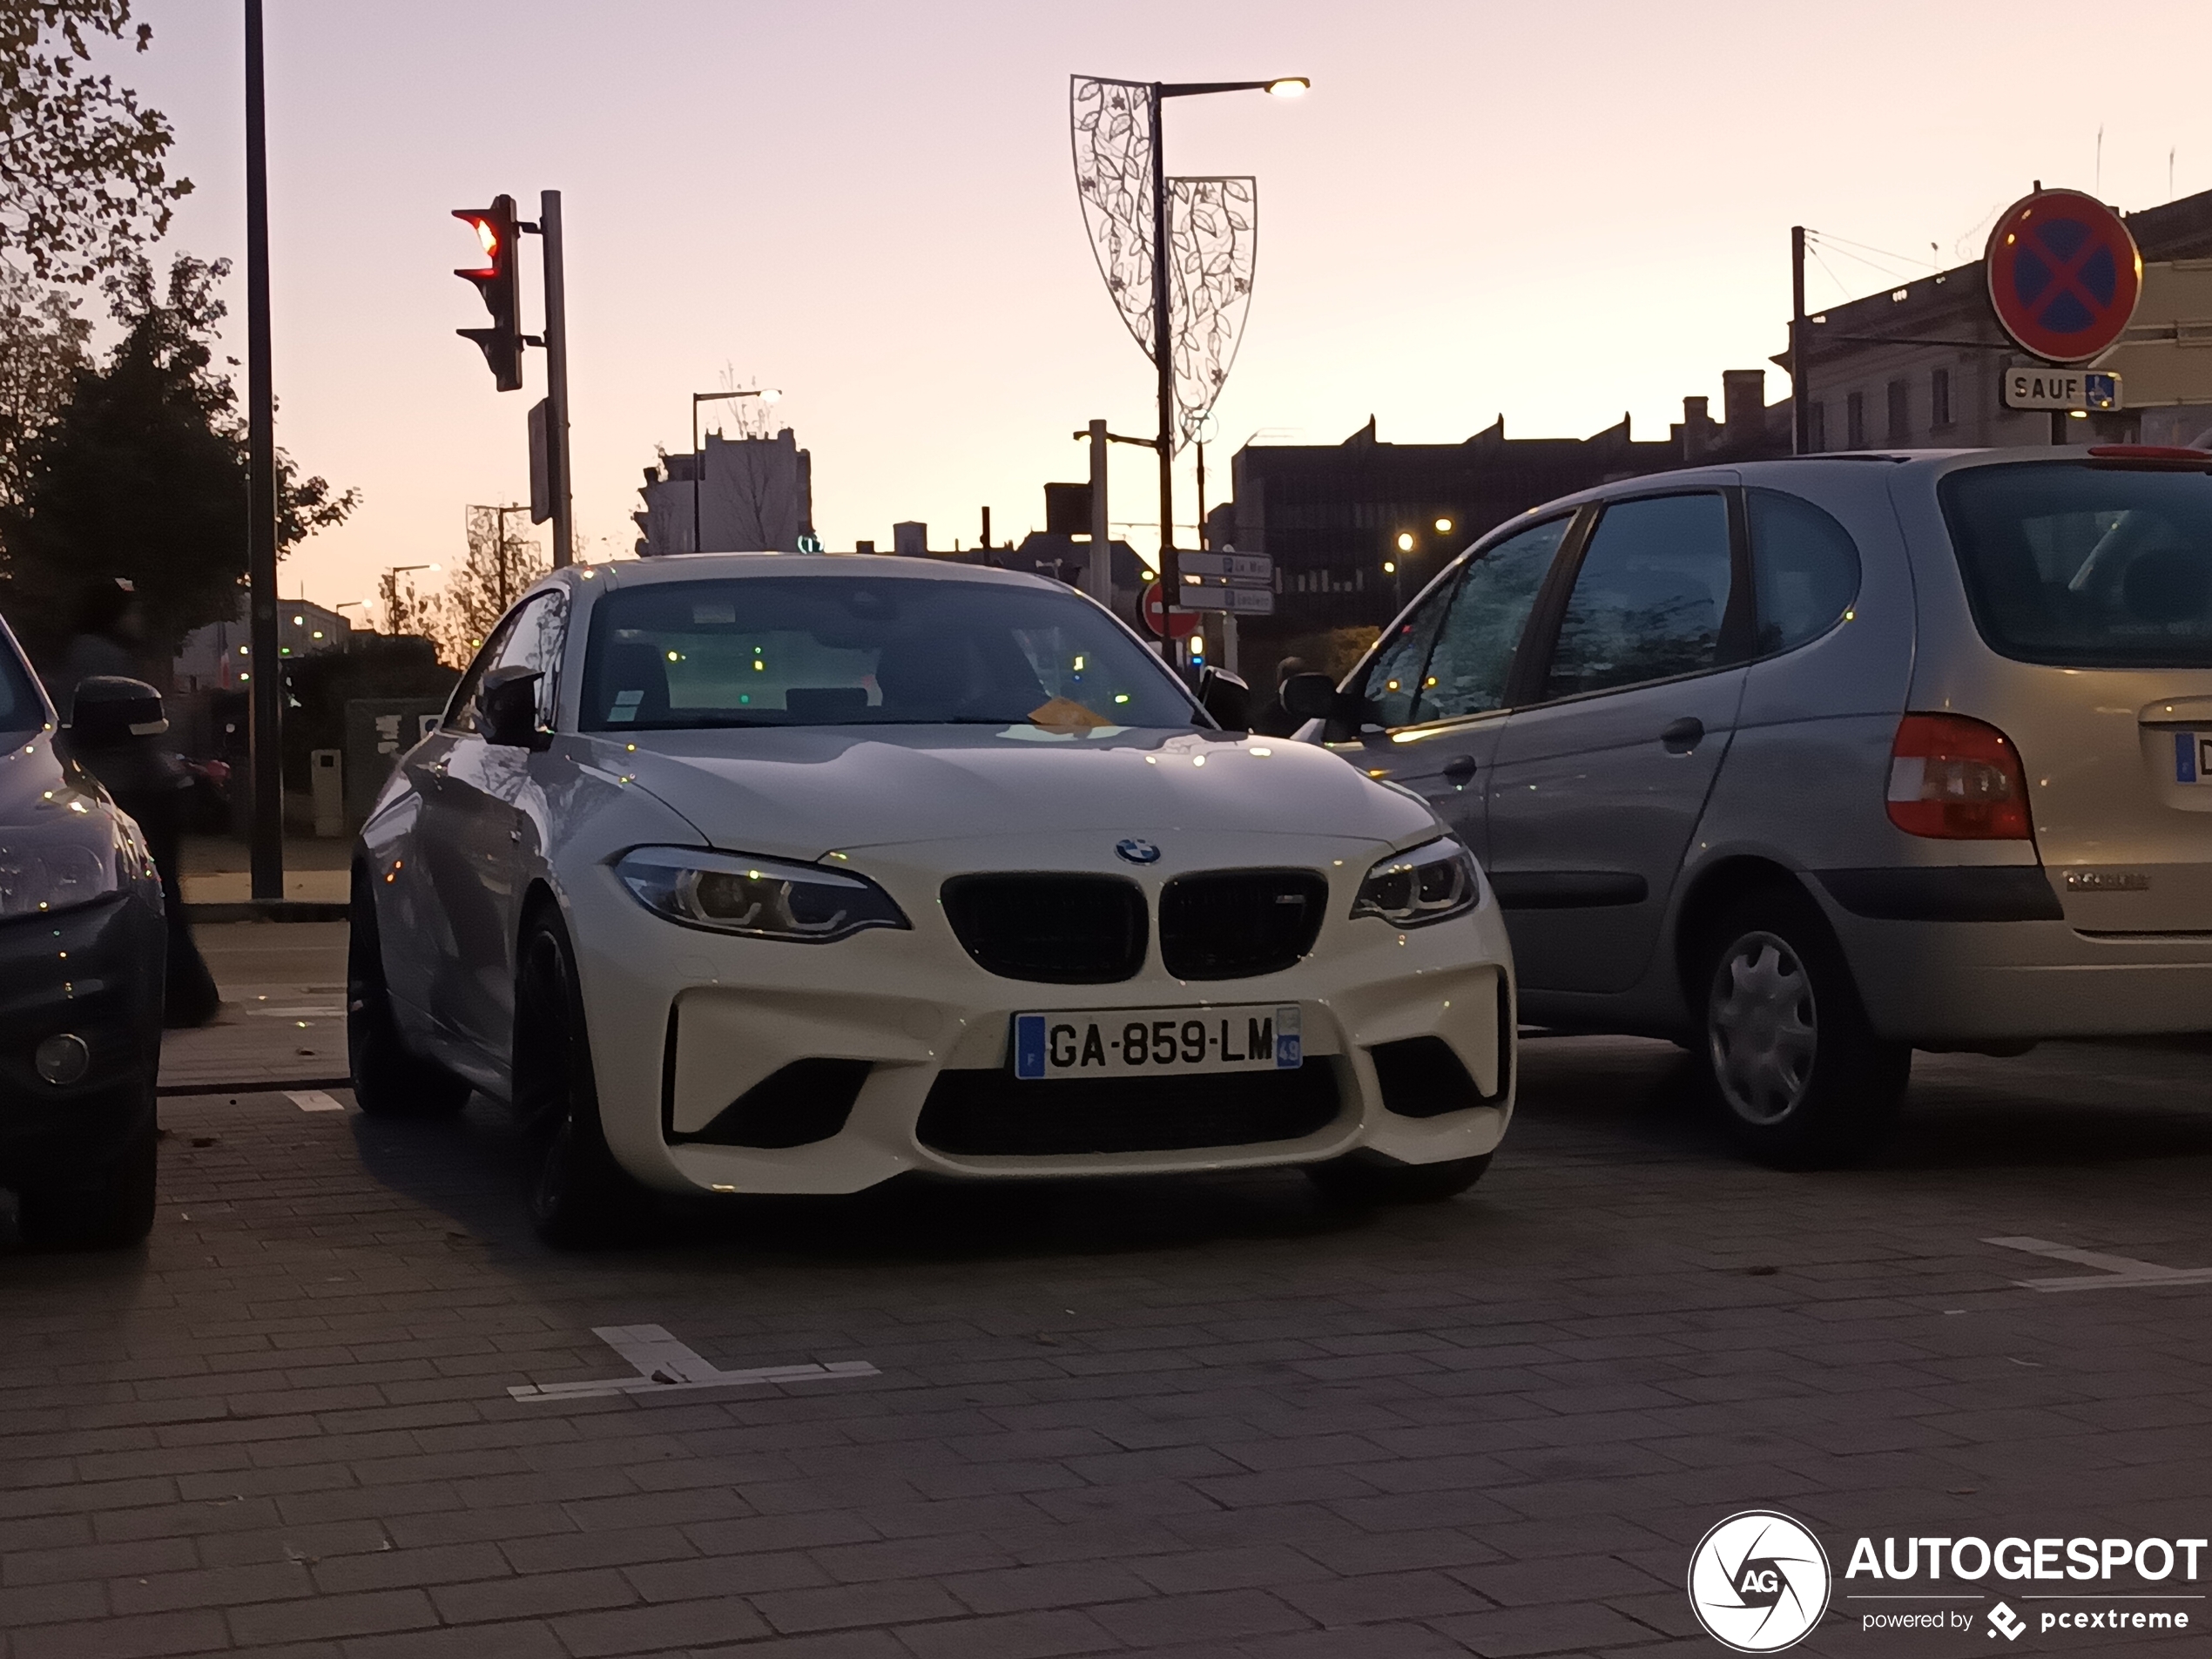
[515,913,648,1247]
[347,867,471,1118]
[1306,1150,1492,1204]
[1699,889,1909,1168]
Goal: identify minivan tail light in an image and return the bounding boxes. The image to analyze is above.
[1887,714,2033,840]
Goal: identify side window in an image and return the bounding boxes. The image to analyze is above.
[1419,516,1570,721]
[446,590,567,734]
[1748,489,1860,655]
[1543,493,1735,700]
[1357,581,1453,729]
[442,616,520,736]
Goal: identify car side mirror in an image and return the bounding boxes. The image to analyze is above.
[1278,672,1343,723]
[479,666,550,751]
[1196,665,1251,731]
[67,676,167,748]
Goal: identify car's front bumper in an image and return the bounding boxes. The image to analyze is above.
[0,889,165,1183]
[563,835,1517,1196]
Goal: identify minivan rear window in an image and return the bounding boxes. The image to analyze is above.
[1940,462,2212,667]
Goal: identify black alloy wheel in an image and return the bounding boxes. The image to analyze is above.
[514,910,648,1247]
[347,866,471,1119]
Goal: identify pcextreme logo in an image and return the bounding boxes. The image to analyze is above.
[1687,1510,1832,1653]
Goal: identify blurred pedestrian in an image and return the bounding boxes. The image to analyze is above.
[67,675,223,1029]
[58,577,147,691]
[1249,655,1310,737]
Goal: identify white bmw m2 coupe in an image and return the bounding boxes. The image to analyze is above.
[350,556,1515,1243]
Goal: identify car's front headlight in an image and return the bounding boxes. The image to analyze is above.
[1352,836,1480,927]
[615,846,909,942]
[0,807,124,921]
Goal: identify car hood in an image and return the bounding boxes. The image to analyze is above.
[584,724,1439,860]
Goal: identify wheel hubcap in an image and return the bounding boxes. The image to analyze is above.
[1709,930,1817,1123]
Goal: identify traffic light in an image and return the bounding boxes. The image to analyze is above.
[453,194,522,391]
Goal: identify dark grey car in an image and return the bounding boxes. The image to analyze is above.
[1309,446,2212,1163]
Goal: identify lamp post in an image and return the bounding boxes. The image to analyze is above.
[1146,76,1306,661]
[690,388,782,554]
[378,563,440,635]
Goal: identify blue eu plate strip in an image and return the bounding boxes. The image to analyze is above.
[2181,732,2198,785]
[1013,1014,1047,1079]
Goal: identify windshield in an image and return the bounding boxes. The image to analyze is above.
[1940,462,2212,668]
[580,575,1201,732]
[0,619,47,740]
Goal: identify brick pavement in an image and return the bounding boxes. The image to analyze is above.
[6,978,2212,1656]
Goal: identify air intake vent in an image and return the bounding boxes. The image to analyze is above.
[1160,869,1327,980]
[918,1064,1340,1156]
[674,1059,871,1148]
[941,874,1147,984]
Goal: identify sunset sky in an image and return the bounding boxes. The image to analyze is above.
[114,0,2212,617]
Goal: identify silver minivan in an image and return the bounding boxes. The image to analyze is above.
[1300,446,2212,1164]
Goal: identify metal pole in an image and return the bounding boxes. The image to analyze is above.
[1791,225,1810,455]
[243,0,282,904]
[691,400,702,555]
[1150,84,1177,662]
[1086,418,1110,605]
[540,191,575,566]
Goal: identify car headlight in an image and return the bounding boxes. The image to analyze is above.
[0,809,123,921]
[615,846,909,942]
[1352,836,1480,927]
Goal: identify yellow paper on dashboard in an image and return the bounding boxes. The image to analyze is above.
[1028,697,1111,732]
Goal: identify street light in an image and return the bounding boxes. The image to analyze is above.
[1146,76,1308,661]
[379,563,439,633]
[691,388,782,554]
[1396,531,1415,553]
[1434,516,1453,535]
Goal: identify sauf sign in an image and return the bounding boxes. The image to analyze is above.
[2001,365,2122,413]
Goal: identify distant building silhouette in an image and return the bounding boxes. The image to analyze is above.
[634,428,814,555]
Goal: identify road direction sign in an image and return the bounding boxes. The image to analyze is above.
[1140,581,1199,638]
[2002,366,2123,412]
[1986,189,2143,363]
[1179,551,1272,583]
[1180,584,1275,616]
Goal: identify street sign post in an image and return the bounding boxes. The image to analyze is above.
[1986,189,2144,363]
[2002,367,2123,413]
[1179,551,1272,583]
[1180,583,1275,615]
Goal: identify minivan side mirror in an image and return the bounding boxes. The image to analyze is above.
[1278,671,1344,723]
[479,666,550,751]
[1196,665,1251,731]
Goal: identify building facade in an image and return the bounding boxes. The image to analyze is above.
[1797,187,2212,453]
[634,428,816,555]
[173,596,351,694]
[1225,371,1791,638]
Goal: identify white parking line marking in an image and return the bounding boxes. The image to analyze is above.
[1985,1235,2212,1291]
[287,1089,347,1114]
[508,1324,878,1401]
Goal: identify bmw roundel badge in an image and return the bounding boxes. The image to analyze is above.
[1115,838,1162,865]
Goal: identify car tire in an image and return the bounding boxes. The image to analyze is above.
[19,1104,158,1249]
[1305,1150,1492,1204]
[515,910,648,1247]
[348,867,472,1118]
[1698,885,1910,1168]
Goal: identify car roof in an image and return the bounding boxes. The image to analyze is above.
[544,553,1065,602]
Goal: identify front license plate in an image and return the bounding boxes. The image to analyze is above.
[2178,732,2212,785]
[1012,1005,1302,1080]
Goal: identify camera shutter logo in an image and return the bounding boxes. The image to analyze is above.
[1686,1510,1831,1653]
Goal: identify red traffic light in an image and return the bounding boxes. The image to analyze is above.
[452,194,522,392]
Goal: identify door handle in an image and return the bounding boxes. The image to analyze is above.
[1660,717,1705,753]
[1440,755,1480,785]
